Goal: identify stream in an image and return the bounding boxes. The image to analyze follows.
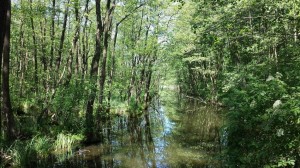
[48,89,224,168]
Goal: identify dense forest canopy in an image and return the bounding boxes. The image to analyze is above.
[1,0,300,167]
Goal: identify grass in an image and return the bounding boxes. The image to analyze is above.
[4,136,52,167]
[0,132,84,167]
[54,133,83,152]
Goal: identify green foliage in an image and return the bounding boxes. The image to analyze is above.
[3,0,300,167]
[128,97,144,116]
[222,74,300,167]
[171,0,300,167]
[1,134,83,167]
[51,81,88,132]
[2,0,172,166]
[5,136,52,167]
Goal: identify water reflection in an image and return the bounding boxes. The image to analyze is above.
[50,92,223,168]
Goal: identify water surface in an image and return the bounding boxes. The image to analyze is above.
[52,90,223,168]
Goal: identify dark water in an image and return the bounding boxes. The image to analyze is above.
[50,90,223,168]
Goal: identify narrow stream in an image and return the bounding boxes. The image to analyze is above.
[49,89,224,168]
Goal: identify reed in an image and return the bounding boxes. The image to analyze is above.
[54,133,83,152]
[4,136,52,167]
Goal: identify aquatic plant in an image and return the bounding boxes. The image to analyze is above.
[53,133,83,163]
[4,136,52,167]
[54,133,83,152]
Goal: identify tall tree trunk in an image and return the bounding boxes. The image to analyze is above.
[127,56,137,103]
[144,59,154,110]
[49,0,55,93]
[127,14,144,104]
[107,24,118,110]
[50,0,55,69]
[65,0,80,86]
[85,0,103,143]
[0,0,7,137]
[29,0,38,91]
[82,26,89,78]
[81,0,90,79]
[18,20,25,97]
[38,17,50,117]
[40,18,48,81]
[0,0,6,60]
[136,23,150,104]
[96,1,115,142]
[107,3,145,108]
[56,0,70,80]
[98,0,115,110]
[2,0,15,141]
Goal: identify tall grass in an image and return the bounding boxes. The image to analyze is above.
[53,133,83,163]
[1,133,83,167]
[5,136,52,167]
[54,133,83,152]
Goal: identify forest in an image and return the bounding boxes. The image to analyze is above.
[0,0,300,167]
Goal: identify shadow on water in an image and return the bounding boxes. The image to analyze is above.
[45,89,224,168]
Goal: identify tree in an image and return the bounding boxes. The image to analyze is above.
[85,0,116,143]
[1,0,15,141]
[0,0,7,137]
[171,0,300,167]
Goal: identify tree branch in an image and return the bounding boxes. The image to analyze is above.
[117,3,145,26]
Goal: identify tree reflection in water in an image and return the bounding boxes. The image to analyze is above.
[49,92,223,168]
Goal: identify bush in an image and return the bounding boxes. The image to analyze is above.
[222,73,300,167]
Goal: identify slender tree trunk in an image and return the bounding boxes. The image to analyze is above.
[85,0,103,143]
[82,27,88,78]
[49,0,55,94]
[98,0,115,109]
[65,0,80,86]
[127,56,137,103]
[39,18,48,79]
[81,0,90,79]
[144,60,154,110]
[2,0,15,141]
[19,20,25,97]
[56,0,70,79]
[50,0,55,69]
[107,3,145,108]
[136,23,150,104]
[127,13,144,104]
[38,17,51,117]
[107,24,118,110]
[29,0,38,91]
